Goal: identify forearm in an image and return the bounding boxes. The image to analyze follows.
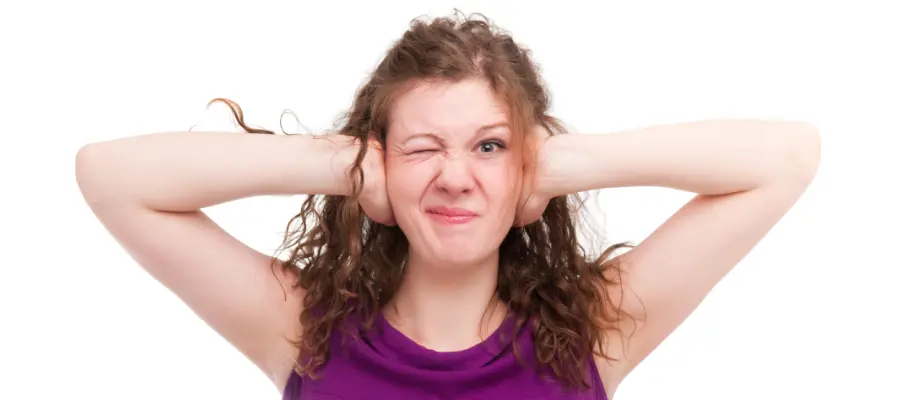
[542,119,821,196]
[75,131,358,212]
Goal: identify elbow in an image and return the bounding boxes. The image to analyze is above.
[774,122,821,185]
[75,144,100,204]
[764,122,822,186]
[75,143,116,207]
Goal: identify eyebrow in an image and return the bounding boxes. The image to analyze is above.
[403,122,510,144]
[477,122,510,133]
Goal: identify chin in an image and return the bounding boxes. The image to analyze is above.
[398,217,505,268]
[424,239,497,268]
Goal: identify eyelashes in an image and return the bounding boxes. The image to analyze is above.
[478,140,506,153]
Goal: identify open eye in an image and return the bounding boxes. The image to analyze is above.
[478,140,506,153]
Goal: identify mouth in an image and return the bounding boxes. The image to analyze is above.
[425,206,478,225]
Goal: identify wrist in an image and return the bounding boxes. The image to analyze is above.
[535,134,581,197]
[329,135,364,197]
[294,134,359,197]
[324,135,386,199]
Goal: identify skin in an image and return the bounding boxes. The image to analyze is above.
[382,79,520,352]
[75,77,820,398]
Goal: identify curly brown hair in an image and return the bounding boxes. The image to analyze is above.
[211,11,634,390]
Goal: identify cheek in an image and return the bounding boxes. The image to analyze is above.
[480,163,520,208]
[385,161,433,204]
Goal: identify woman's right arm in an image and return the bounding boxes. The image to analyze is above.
[75,131,357,388]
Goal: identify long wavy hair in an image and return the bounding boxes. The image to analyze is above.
[210,11,635,390]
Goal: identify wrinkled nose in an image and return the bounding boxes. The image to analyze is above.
[435,152,475,195]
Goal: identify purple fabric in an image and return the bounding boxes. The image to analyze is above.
[283,312,607,399]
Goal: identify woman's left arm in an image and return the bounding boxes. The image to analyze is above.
[540,119,821,378]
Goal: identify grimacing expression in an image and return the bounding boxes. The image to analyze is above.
[384,78,521,267]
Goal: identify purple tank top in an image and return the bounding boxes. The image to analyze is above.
[282,312,607,399]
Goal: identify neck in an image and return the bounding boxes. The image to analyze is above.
[385,250,507,352]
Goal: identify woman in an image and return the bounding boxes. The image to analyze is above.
[75,13,820,400]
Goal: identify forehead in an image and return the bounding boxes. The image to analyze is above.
[388,79,509,139]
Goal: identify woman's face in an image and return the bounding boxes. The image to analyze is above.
[384,78,520,268]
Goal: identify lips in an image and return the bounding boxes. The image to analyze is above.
[425,206,477,225]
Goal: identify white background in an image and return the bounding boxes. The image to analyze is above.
[2,1,898,399]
